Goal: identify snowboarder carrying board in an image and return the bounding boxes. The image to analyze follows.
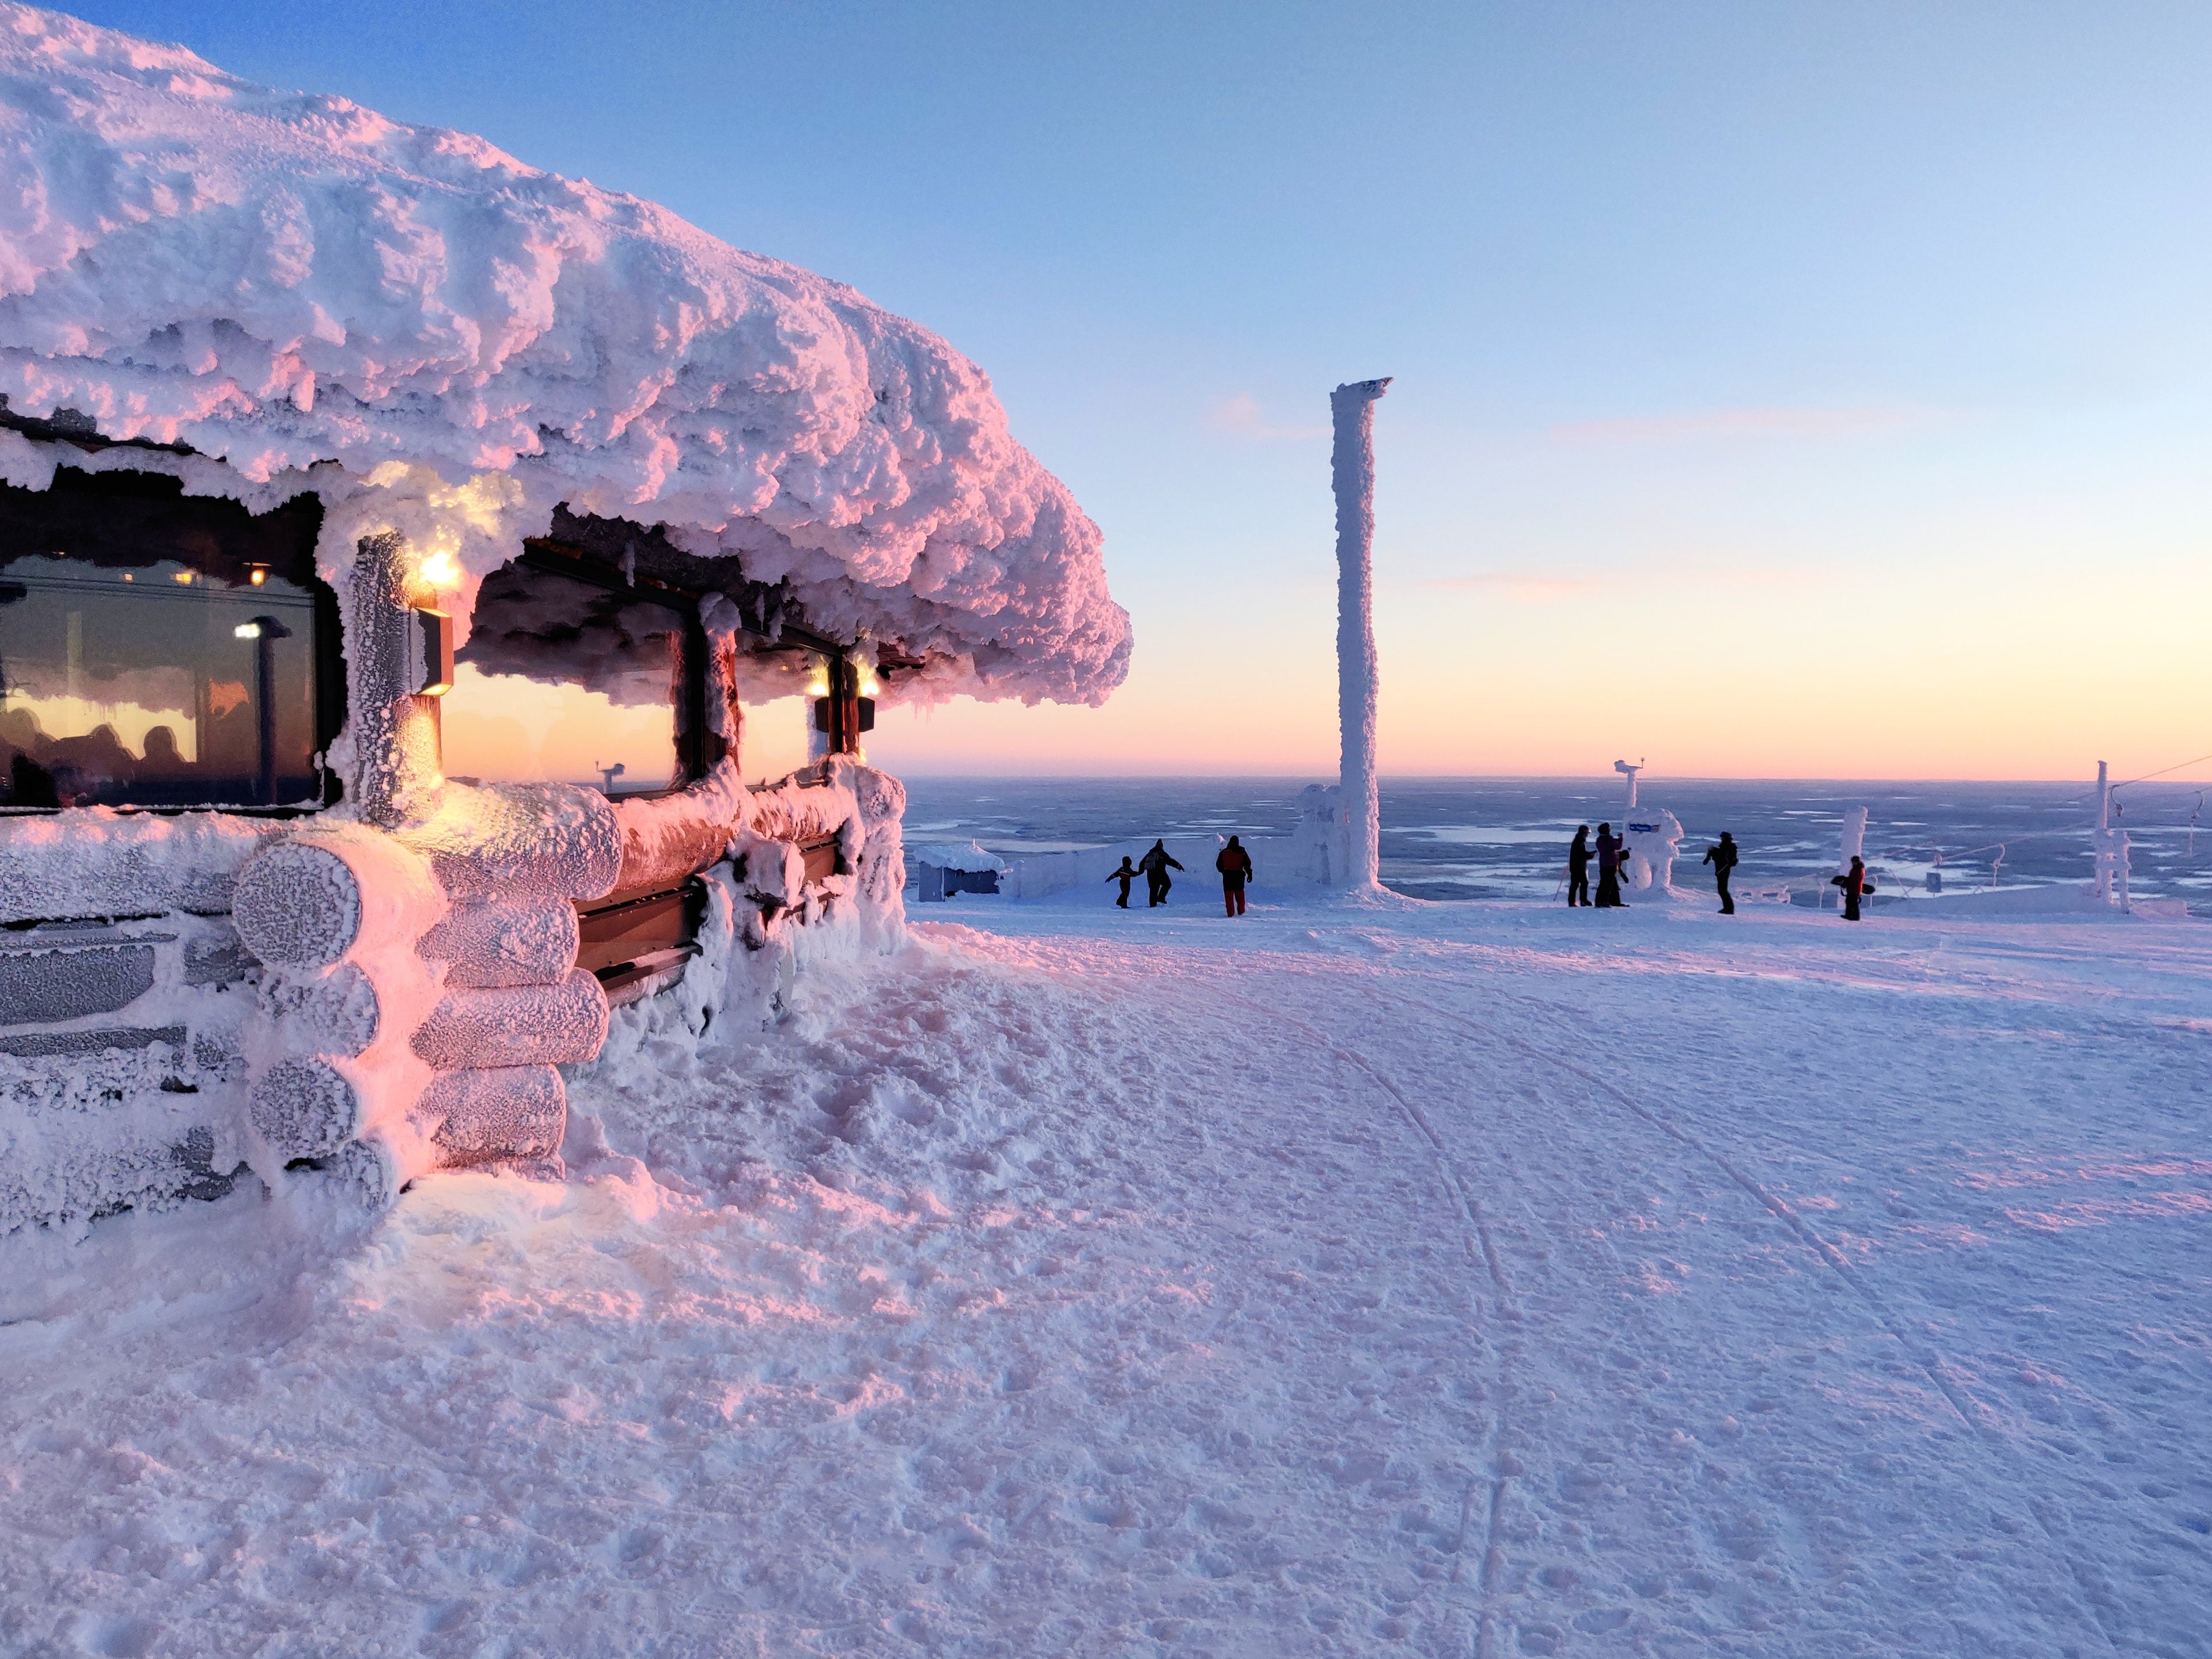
[1830,855,1874,921]
[1216,836,1254,916]
[1137,840,1184,907]
[1703,831,1739,915]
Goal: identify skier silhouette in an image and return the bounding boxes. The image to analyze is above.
[1703,831,1739,915]
[1567,825,1592,907]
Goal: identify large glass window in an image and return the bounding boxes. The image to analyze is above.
[442,556,685,796]
[0,468,328,809]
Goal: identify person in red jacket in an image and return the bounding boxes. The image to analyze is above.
[1216,835,1254,916]
[1830,855,1874,921]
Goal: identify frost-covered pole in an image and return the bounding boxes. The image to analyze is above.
[1332,377,1392,891]
[2094,759,2113,903]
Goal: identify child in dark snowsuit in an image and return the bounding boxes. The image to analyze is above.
[1830,855,1873,921]
[1105,857,1138,908]
[1703,831,1739,915]
[1137,840,1184,907]
[1216,836,1254,916]
[1567,825,1592,907]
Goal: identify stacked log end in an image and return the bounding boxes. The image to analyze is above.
[398,781,624,1179]
[232,782,628,1206]
[413,1065,567,1175]
[229,748,907,1214]
[232,823,442,1203]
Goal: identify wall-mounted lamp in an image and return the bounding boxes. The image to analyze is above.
[408,606,454,696]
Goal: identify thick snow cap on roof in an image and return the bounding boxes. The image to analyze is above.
[0,3,1130,706]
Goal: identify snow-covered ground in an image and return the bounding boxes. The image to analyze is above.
[2,887,2208,1656]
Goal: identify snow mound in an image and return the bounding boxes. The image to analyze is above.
[906,840,1006,874]
[0,3,1129,705]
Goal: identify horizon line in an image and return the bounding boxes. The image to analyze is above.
[885,770,2202,788]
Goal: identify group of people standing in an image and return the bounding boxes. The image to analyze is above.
[1564,826,1874,919]
[1565,823,1641,908]
[1107,836,1255,917]
[1566,823,1742,913]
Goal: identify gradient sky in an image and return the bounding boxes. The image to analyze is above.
[62,1,2212,782]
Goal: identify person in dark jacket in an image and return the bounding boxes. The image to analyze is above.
[1830,855,1874,921]
[1137,840,1184,907]
[1105,856,1138,908]
[1567,825,1592,907]
[1702,831,1739,915]
[1216,836,1255,916]
[1594,823,1625,908]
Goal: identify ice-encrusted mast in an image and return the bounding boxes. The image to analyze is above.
[1332,378,1392,891]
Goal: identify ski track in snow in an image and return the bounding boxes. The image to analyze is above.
[0,892,2206,1656]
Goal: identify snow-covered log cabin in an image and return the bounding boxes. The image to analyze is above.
[0,5,1128,1229]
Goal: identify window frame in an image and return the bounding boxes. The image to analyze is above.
[480,540,722,796]
[0,460,344,818]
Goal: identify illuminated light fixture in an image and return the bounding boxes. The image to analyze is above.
[407,606,454,696]
[172,570,195,584]
[249,567,267,586]
[233,622,262,639]
[120,573,132,582]
[418,551,460,589]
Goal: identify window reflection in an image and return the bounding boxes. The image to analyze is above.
[0,554,321,808]
[445,559,682,796]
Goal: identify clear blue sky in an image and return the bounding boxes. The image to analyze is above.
[60,2,2212,779]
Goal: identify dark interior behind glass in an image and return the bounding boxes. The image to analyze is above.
[0,468,333,810]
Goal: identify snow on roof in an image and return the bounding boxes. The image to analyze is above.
[0,4,1130,706]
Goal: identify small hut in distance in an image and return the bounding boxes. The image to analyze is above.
[0,6,1129,1231]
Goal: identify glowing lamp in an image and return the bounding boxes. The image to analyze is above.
[233,622,262,639]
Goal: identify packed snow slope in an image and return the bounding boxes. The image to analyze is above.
[0,3,1128,703]
[2,891,2208,1656]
